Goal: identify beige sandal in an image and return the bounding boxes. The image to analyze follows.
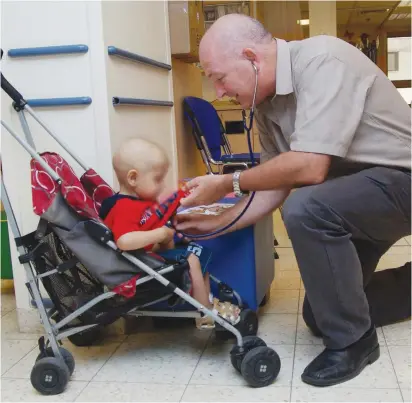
[212,298,241,325]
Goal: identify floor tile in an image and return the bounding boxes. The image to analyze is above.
[394,238,409,246]
[404,236,411,246]
[182,384,291,402]
[1,292,16,315]
[260,289,299,314]
[257,314,297,345]
[276,256,299,271]
[3,342,121,382]
[189,342,294,387]
[92,331,208,384]
[291,387,403,402]
[401,387,411,402]
[292,344,398,389]
[75,381,186,402]
[273,271,301,290]
[0,378,88,402]
[382,320,411,346]
[384,246,411,256]
[377,255,411,271]
[388,345,411,390]
[298,290,305,314]
[1,310,43,340]
[1,340,37,375]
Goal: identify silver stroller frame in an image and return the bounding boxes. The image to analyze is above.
[0,49,280,395]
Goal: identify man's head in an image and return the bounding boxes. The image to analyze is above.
[199,14,276,108]
[112,138,169,201]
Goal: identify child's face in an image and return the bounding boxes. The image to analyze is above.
[128,162,168,201]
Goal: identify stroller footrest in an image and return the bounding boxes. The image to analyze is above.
[18,242,50,264]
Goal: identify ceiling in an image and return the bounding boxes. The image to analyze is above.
[299,1,411,34]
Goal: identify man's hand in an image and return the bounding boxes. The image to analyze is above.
[173,213,222,240]
[180,175,232,207]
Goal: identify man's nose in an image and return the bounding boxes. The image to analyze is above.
[215,84,227,99]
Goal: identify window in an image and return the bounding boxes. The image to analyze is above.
[388,52,399,71]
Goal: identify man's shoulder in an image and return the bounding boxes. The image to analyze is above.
[289,35,355,64]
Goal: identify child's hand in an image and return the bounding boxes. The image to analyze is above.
[162,226,176,243]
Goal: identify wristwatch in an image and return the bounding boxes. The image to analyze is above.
[232,170,249,197]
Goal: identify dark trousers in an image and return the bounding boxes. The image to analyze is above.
[281,167,411,349]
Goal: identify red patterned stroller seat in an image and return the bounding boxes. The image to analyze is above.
[31,152,114,221]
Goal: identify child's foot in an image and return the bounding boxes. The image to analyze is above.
[212,298,241,325]
[195,314,215,330]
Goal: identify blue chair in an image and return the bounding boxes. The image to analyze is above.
[183,96,260,174]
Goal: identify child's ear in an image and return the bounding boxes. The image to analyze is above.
[127,169,139,186]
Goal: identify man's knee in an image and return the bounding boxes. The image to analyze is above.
[281,188,315,231]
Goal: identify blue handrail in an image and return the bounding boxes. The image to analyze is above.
[26,97,92,107]
[108,46,171,71]
[8,45,88,58]
[112,97,173,107]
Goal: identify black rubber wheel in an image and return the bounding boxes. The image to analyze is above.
[259,289,271,307]
[36,347,75,376]
[230,336,267,373]
[241,346,281,388]
[236,309,258,337]
[31,356,70,395]
[68,327,102,347]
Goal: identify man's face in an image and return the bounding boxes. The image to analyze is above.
[201,53,257,109]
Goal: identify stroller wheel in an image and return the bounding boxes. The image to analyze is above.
[240,346,281,388]
[36,347,75,376]
[230,336,267,373]
[68,327,102,347]
[31,357,70,395]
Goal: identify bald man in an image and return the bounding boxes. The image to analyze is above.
[176,14,411,387]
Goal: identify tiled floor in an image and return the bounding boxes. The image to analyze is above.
[1,211,411,402]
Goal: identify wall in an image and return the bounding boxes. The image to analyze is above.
[262,1,304,41]
[388,37,412,80]
[1,0,177,332]
[101,0,178,190]
[1,1,112,331]
[171,58,206,179]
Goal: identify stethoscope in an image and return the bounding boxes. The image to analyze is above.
[177,62,258,240]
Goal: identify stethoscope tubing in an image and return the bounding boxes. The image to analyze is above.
[177,64,259,240]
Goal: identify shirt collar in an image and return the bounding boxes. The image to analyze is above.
[273,38,294,97]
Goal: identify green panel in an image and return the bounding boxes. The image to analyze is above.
[1,210,13,280]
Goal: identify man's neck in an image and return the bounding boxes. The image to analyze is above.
[259,40,277,101]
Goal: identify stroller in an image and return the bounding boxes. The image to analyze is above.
[0,50,281,395]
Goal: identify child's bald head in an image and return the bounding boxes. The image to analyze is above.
[112,138,169,199]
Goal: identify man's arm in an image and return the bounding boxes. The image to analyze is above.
[219,188,291,232]
[176,188,290,238]
[226,151,331,193]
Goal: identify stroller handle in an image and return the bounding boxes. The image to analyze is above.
[1,48,26,106]
[1,72,26,106]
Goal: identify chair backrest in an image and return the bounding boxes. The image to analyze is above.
[183,96,225,161]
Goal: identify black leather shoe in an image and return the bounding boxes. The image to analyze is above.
[301,327,380,387]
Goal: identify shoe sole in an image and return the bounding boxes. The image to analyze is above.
[301,344,380,387]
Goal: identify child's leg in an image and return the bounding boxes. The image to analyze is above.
[187,254,212,308]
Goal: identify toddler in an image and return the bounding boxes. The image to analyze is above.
[99,138,241,329]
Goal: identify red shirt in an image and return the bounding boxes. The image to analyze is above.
[99,194,157,248]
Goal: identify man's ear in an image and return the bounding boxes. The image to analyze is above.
[127,169,139,186]
[242,47,258,65]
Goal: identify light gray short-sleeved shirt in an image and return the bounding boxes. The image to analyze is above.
[256,35,411,177]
